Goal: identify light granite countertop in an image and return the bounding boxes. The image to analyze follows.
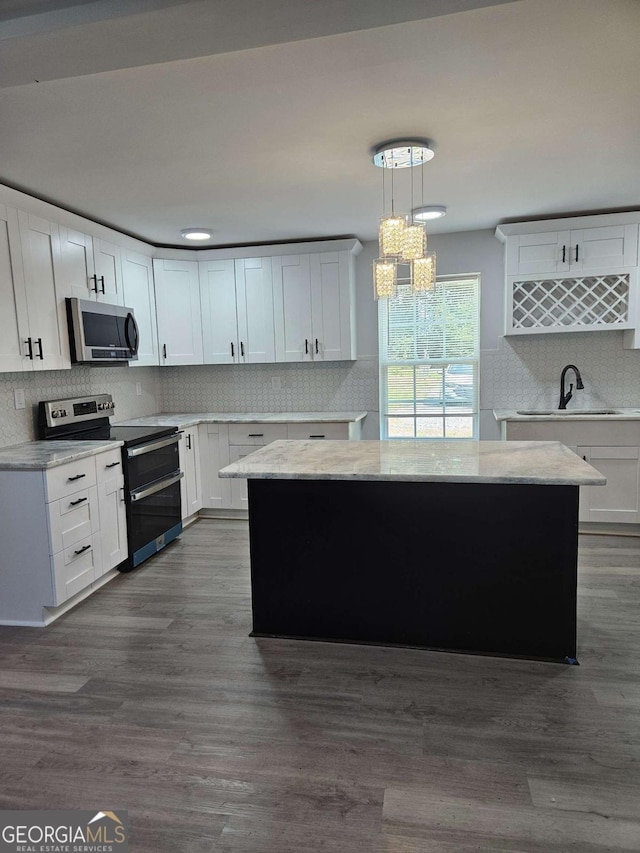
[118,411,368,428]
[494,408,640,422]
[0,440,124,470]
[218,439,606,486]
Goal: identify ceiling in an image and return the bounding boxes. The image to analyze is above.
[0,0,639,248]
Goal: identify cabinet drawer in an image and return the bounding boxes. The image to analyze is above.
[95,448,123,482]
[50,533,100,606]
[48,485,100,554]
[45,457,97,503]
[287,422,349,440]
[228,424,287,445]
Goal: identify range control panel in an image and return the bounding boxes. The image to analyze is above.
[40,394,116,429]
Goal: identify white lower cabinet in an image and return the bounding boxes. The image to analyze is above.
[577,446,640,524]
[179,426,203,520]
[199,424,230,509]
[505,420,640,525]
[0,448,126,626]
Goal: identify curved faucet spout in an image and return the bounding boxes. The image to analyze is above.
[559,364,584,410]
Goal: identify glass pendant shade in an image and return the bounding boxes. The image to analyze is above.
[412,252,436,292]
[373,259,397,299]
[379,215,406,257]
[401,223,427,261]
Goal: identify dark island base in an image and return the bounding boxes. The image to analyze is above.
[247,478,579,663]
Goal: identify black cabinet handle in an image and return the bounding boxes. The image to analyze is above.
[99,275,105,294]
[105,461,120,468]
[309,435,325,439]
[90,274,98,292]
[240,341,245,357]
[74,544,91,555]
[186,433,191,450]
[305,338,309,354]
[162,344,167,359]
[69,497,87,506]
[67,473,86,482]
[35,338,43,360]
[575,244,579,262]
[248,433,264,437]
[315,338,319,354]
[562,245,566,263]
[25,338,33,360]
[231,342,235,358]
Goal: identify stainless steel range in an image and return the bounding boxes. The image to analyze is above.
[39,394,183,571]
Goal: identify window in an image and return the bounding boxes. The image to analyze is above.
[378,274,480,439]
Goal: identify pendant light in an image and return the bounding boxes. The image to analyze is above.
[371,138,437,299]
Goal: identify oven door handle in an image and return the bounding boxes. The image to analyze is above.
[130,471,183,502]
[126,434,180,458]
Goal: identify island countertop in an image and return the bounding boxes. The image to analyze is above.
[218,439,606,486]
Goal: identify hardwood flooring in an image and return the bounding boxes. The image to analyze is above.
[0,520,639,851]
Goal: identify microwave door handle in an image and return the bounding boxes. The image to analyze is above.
[125,312,139,356]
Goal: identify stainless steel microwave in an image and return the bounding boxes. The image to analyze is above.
[66,297,139,364]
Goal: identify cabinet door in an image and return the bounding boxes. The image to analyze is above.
[17,211,70,371]
[228,445,252,509]
[235,257,276,363]
[310,251,353,360]
[58,227,97,300]
[154,259,203,365]
[179,428,202,520]
[0,204,29,372]
[122,250,159,366]
[273,254,313,361]
[199,424,231,509]
[569,225,638,272]
[200,259,238,364]
[581,446,640,523]
[506,231,570,277]
[93,238,124,305]
[97,475,127,573]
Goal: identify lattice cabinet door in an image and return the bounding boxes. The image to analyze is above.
[505,270,636,335]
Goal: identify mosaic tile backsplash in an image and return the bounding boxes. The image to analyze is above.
[0,366,160,448]
[1,331,639,449]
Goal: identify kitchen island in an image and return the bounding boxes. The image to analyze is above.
[219,440,605,663]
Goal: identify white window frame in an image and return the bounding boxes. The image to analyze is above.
[378,273,481,440]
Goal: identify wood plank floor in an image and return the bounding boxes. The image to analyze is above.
[1,520,640,851]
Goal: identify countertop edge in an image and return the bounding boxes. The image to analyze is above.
[0,440,124,471]
[494,408,640,422]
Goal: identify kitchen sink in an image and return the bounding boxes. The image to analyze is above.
[516,409,622,416]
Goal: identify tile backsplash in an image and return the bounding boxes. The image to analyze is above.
[0,366,160,448]
[482,330,640,411]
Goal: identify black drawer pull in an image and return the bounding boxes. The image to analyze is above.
[35,338,43,360]
[309,435,325,439]
[562,244,566,263]
[69,497,87,506]
[67,473,86,481]
[315,338,319,354]
[248,433,264,437]
[74,544,91,555]
[105,461,120,468]
[25,337,33,360]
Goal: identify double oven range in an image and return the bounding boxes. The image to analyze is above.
[39,394,183,571]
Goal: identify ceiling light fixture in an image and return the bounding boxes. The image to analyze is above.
[372,138,437,300]
[180,228,213,241]
[413,205,447,221]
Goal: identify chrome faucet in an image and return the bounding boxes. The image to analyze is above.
[559,364,584,409]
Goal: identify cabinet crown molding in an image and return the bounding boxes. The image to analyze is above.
[495,212,640,242]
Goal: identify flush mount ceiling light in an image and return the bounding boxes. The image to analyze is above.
[412,205,447,221]
[180,228,213,241]
[371,138,437,300]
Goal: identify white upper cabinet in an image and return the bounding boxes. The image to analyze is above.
[0,204,29,372]
[200,256,275,364]
[121,249,159,366]
[273,251,355,362]
[502,221,639,278]
[153,258,203,365]
[17,211,70,370]
[58,227,124,305]
[235,257,275,363]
